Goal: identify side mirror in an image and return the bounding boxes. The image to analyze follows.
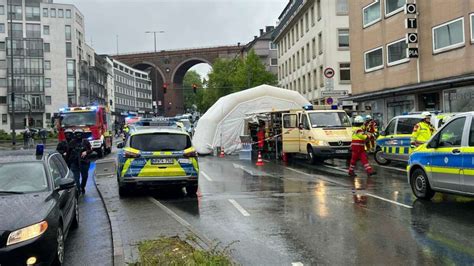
[56,178,76,191]
[427,138,439,149]
[117,142,124,149]
[379,131,386,136]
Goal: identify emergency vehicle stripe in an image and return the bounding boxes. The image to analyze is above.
[121,159,133,177]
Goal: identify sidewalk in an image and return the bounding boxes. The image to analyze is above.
[94,159,202,265]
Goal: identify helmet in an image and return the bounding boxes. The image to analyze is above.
[73,128,84,139]
[366,115,372,120]
[354,116,364,124]
[64,128,74,140]
[421,111,431,118]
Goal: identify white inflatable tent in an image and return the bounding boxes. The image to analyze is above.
[193,84,310,154]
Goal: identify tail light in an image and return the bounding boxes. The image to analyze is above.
[184,151,197,158]
[124,150,140,158]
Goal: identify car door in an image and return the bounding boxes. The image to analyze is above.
[394,117,420,160]
[282,113,299,153]
[429,117,466,192]
[462,116,474,193]
[378,118,397,155]
[49,155,75,226]
[299,114,311,152]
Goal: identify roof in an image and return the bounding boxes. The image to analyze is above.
[0,150,49,164]
[272,0,304,41]
[131,127,188,136]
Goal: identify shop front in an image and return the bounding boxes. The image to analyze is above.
[443,86,474,113]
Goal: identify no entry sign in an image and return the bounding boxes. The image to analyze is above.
[324,67,335,79]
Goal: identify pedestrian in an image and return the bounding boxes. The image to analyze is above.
[56,128,74,167]
[23,128,30,149]
[411,112,435,147]
[364,115,378,153]
[349,116,376,177]
[69,129,93,194]
[39,128,48,145]
[257,124,265,151]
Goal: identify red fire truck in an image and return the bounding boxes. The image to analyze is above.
[55,106,113,158]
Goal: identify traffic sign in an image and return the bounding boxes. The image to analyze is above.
[325,78,334,90]
[321,90,349,97]
[326,97,334,105]
[324,67,335,79]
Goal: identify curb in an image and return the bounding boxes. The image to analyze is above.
[93,164,125,266]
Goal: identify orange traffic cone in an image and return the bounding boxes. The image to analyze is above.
[219,147,225,158]
[256,151,264,166]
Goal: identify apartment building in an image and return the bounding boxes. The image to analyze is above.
[348,0,474,124]
[245,26,278,76]
[0,0,87,131]
[111,58,153,123]
[273,0,352,106]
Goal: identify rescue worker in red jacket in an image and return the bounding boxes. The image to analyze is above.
[349,116,376,177]
[257,125,265,151]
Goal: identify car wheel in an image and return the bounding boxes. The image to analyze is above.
[71,197,79,229]
[53,225,65,266]
[374,148,391,166]
[307,146,317,165]
[186,185,198,197]
[118,184,129,198]
[411,168,435,200]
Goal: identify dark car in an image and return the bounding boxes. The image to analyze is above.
[0,149,79,265]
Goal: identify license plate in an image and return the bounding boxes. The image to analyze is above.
[335,149,348,154]
[151,158,174,165]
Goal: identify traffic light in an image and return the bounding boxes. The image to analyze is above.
[163,83,168,94]
[192,84,197,94]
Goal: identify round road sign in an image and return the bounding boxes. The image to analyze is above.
[326,97,334,105]
[324,67,335,79]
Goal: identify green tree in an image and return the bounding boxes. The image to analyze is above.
[182,70,203,111]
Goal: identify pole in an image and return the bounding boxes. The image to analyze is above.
[153,32,157,53]
[116,35,119,54]
[9,0,16,146]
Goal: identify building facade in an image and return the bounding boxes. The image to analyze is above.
[348,0,474,125]
[245,26,278,76]
[0,0,88,131]
[111,58,152,123]
[273,0,352,106]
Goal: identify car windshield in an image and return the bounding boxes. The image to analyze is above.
[0,162,48,193]
[130,133,192,151]
[309,112,352,128]
[61,112,97,127]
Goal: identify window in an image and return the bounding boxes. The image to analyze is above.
[58,9,64,18]
[433,17,465,54]
[0,78,6,87]
[300,19,304,37]
[9,23,23,38]
[336,0,349,15]
[317,0,321,21]
[387,38,408,66]
[270,58,278,66]
[297,51,300,68]
[312,38,316,58]
[469,117,474,146]
[437,117,466,147]
[396,118,420,134]
[305,12,309,32]
[318,32,323,54]
[0,96,6,104]
[43,8,48,17]
[2,114,6,124]
[319,65,324,87]
[9,5,22,20]
[385,120,396,135]
[364,47,384,72]
[66,9,71,18]
[65,25,71,40]
[0,23,4,33]
[46,96,51,105]
[67,77,75,93]
[306,43,310,62]
[296,23,299,41]
[44,60,51,70]
[66,42,72,58]
[311,6,315,26]
[339,63,351,83]
[269,42,277,50]
[25,6,40,21]
[338,29,349,48]
[0,60,5,69]
[43,25,49,35]
[385,0,405,17]
[45,78,51,88]
[26,24,41,38]
[301,48,305,66]
[363,1,381,28]
[0,5,4,15]
[44,43,50,52]
[471,14,474,43]
[50,8,56,18]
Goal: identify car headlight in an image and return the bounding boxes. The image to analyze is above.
[314,140,328,146]
[7,221,48,246]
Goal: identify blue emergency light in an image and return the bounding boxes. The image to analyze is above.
[35,144,44,156]
[303,105,314,110]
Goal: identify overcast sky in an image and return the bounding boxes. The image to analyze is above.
[59,0,287,77]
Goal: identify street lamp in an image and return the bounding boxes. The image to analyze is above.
[145,31,165,53]
[8,0,16,145]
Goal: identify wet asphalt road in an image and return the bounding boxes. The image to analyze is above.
[151,156,474,265]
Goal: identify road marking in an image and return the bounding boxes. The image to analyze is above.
[228,199,250,216]
[378,165,407,173]
[292,262,304,266]
[200,171,213,182]
[286,167,349,187]
[365,193,413,209]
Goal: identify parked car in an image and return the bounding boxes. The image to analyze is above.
[116,127,199,197]
[0,149,79,265]
[407,112,474,199]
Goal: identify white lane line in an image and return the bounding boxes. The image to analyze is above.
[365,193,413,209]
[292,262,304,266]
[228,199,250,217]
[379,165,407,173]
[200,171,213,182]
[286,167,349,187]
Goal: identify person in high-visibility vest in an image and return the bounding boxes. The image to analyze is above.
[349,116,376,177]
[364,115,378,153]
[411,112,435,147]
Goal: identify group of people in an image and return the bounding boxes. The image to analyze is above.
[56,128,93,194]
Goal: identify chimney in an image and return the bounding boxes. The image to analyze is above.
[266,26,274,32]
[259,29,264,36]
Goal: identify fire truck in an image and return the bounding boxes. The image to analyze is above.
[54,106,113,158]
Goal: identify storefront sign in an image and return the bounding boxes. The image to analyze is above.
[408,48,419,58]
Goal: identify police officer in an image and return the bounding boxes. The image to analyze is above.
[411,112,435,147]
[349,116,376,177]
[69,129,92,194]
[56,128,74,166]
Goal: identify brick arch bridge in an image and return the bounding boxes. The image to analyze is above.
[112,45,243,116]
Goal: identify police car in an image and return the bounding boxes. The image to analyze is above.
[116,127,199,197]
[374,113,455,165]
[407,112,474,199]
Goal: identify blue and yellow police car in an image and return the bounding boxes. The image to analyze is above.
[375,113,455,166]
[116,127,199,197]
[407,112,474,199]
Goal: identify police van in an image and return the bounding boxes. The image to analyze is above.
[407,112,474,199]
[374,113,455,165]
